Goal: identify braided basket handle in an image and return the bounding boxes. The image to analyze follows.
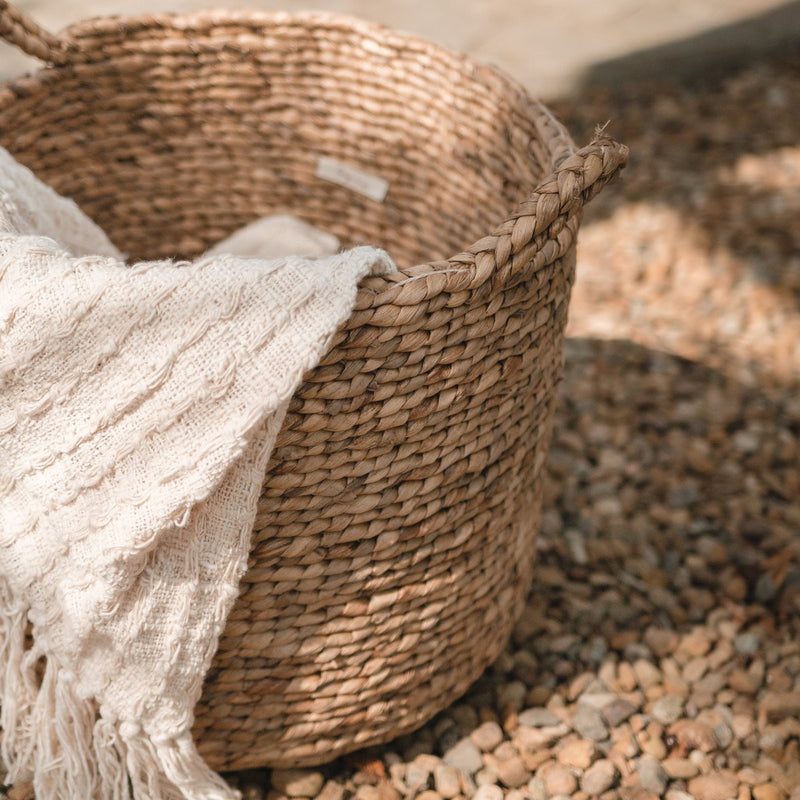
[0,0,72,64]
[355,132,629,308]
[460,133,630,286]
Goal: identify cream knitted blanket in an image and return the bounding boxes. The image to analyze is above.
[0,147,392,800]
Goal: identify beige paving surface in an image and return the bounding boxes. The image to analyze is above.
[1,0,798,97]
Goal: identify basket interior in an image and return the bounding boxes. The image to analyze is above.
[0,13,558,267]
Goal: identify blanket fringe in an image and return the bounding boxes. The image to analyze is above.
[0,577,239,800]
[124,729,239,800]
[0,574,42,783]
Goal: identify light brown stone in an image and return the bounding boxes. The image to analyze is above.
[270,769,325,798]
[558,738,597,770]
[662,757,700,780]
[688,771,740,800]
[753,785,785,800]
[543,763,579,796]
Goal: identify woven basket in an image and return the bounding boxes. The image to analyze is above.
[0,1,628,771]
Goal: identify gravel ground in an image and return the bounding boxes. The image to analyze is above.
[2,32,799,800]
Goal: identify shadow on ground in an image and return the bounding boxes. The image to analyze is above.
[578,1,800,89]
[541,22,800,393]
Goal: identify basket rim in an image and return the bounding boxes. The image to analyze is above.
[0,9,628,308]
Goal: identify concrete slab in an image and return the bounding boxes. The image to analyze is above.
[1,0,798,98]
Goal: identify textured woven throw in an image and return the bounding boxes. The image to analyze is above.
[0,146,392,800]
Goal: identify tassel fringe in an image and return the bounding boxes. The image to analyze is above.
[0,576,239,800]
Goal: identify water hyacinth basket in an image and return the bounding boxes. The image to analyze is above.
[0,0,628,771]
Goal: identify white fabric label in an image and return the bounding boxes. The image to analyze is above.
[316,156,389,203]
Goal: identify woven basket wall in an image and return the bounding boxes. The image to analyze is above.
[0,2,628,771]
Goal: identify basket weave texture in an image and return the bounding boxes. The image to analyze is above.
[0,1,628,771]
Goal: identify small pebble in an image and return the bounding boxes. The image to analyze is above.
[732,714,755,740]
[443,738,483,774]
[381,780,408,800]
[473,785,504,800]
[753,785,785,800]
[413,754,442,774]
[679,629,713,657]
[498,681,527,711]
[475,767,499,787]
[634,660,663,690]
[574,704,609,741]
[543,763,579,796]
[405,762,432,792]
[580,759,619,795]
[528,776,547,800]
[755,574,779,604]
[569,671,597,699]
[316,782,346,800]
[355,786,381,800]
[617,662,639,692]
[580,691,618,709]
[517,708,562,728]
[651,694,684,725]
[470,721,504,752]
[641,736,667,760]
[688,771,740,800]
[602,697,638,726]
[514,723,570,750]
[734,633,762,655]
[637,755,669,795]
[433,765,461,799]
[558,738,596,769]
[269,769,325,798]
[728,668,762,694]
[683,656,709,683]
[759,729,784,753]
[645,629,680,658]
[493,741,517,761]
[496,756,530,789]
[713,721,735,750]
[662,757,700,780]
